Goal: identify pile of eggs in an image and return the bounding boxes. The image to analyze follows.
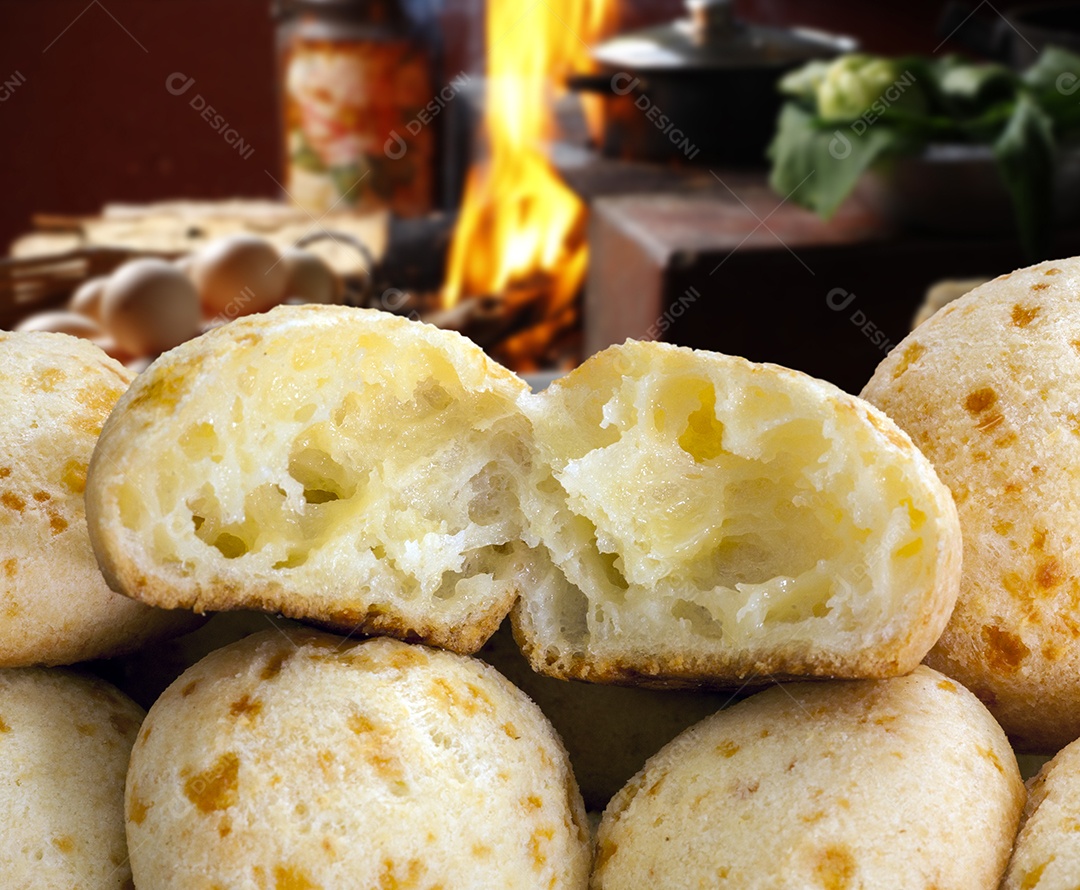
[17,235,344,370]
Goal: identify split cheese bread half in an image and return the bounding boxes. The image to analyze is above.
[85,305,539,654]
[514,340,962,685]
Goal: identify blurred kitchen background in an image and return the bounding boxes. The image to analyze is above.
[3,0,1080,393]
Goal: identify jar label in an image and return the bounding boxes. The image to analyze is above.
[283,39,434,216]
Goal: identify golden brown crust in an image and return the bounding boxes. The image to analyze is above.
[862,257,1080,752]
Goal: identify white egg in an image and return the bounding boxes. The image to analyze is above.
[191,235,287,318]
[100,258,202,356]
[15,311,103,340]
[68,276,109,321]
[279,248,343,304]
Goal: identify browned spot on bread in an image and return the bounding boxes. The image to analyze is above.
[1046,267,1062,275]
[377,858,423,889]
[937,680,958,693]
[978,745,1005,774]
[1033,527,1048,550]
[387,646,428,670]
[274,865,321,890]
[1,492,25,512]
[1020,860,1051,889]
[38,368,66,392]
[992,520,1014,536]
[127,370,188,412]
[976,412,1004,433]
[1037,557,1064,590]
[594,840,618,873]
[75,722,95,736]
[814,845,856,890]
[731,778,759,799]
[183,752,240,814]
[70,383,125,434]
[218,816,232,838]
[1042,638,1067,661]
[965,388,998,414]
[0,468,8,478]
[891,342,925,379]
[110,712,138,737]
[61,459,86,494]
[347,712,375,734]
[429,676,484,715]
[472,842,492,858]
[322,837,335,859]
[48,511,68,535]
[1031,282,1050,291]
[32,490,49,502]
[2,558,16,578]
[717,740,740,758]
[128,793,150,825]
[995,431,1018,448]
[529,827,555,869]
[801,811,827,824]
[503,721,520,739]
[525,794,544,809]
[181,680,200,697]
[982,625,1030,674]
[1012,304,1041,328]
[261,650,290,680]
[229,695,263,720]
[864,411,909,449]
[51,835,75,854]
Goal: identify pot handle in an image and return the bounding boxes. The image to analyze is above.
[566,73,617,94]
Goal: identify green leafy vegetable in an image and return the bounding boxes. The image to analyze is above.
[768,48,1080,258]
[993,93,1055,258]
[769,105,898,219]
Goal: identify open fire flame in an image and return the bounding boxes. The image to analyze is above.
[441,0,617,364]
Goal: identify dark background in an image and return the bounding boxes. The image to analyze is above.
[0,0,1014,252]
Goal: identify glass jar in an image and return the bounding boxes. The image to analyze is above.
[275,0,435,216]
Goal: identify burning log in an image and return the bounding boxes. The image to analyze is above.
[422,274,559,352]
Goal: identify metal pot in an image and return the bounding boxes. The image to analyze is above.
[568,0,856,166]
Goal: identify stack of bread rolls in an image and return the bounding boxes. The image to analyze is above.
[8,257,1080,887]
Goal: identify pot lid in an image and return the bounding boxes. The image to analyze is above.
[591,0,857,71]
